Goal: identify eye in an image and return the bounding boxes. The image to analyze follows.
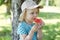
[30,11,39,15]
[36,12,38,14]
[35,12,38,14]
[31,12,34,14]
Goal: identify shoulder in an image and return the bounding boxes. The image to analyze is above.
[17,21,28,34]
[18,21,26,27]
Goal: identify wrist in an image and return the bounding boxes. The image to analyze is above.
[28,29,34,38]
[38,28,42,31]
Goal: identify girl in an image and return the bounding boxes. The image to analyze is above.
[17,0,44,40]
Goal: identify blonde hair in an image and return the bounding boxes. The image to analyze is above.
[19,9,27,22]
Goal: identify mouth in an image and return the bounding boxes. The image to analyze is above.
[34,18,36,20]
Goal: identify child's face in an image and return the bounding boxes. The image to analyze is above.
[25,8,39,22]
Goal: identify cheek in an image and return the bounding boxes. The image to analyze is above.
[26,15,33,21]
[27,15,33,19]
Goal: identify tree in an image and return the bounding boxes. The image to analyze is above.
[45,0,49,6]
[54,0,60,7]
[5,0,11,15]
[0,0,11,15]
[12,0,24,40]
[0,0,5,5]
[11,0,41,40]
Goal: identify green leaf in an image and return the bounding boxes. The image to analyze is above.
[0,0,5,6]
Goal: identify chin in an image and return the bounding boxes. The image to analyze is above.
[30,20,33,22]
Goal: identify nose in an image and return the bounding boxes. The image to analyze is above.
[34,13,37,17]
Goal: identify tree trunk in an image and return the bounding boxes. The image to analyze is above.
[12,0,24,40]
[11,0,40,40]
[45,0,49,6]
[12,2,19,40]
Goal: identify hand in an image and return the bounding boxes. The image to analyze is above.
[37,21,45,29]
[31,24,38,32]
[34,18,45,29]
[31,21,45,32]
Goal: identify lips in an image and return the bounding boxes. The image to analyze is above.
[34,18,42,24]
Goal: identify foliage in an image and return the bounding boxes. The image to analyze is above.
[54,0,60,7]
[0,0,5,6]
[49,0,55,6]
[0,0,60,7]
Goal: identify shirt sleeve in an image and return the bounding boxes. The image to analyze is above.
[17,23,27,35]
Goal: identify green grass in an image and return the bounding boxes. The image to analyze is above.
[0,25,11,40]
[0,30,11,40]
[38,12,60,19]
[42,22,60,40]
[0,26,11,40]
[0,35,11,40]
[38,12,60,40]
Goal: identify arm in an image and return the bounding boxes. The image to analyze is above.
[37,20,45,40]
[37,29,43,40]
[20,29,35,40]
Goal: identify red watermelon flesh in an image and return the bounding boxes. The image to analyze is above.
[34,18,42,24]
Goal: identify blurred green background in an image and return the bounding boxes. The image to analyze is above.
[0,0,60,40]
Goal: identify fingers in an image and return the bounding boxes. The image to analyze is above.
[37,21,45,29]
[32,24,39,32]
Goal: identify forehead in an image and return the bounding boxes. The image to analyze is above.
[27,8,39,13]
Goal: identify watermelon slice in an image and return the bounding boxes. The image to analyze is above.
[34,18,42,24]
